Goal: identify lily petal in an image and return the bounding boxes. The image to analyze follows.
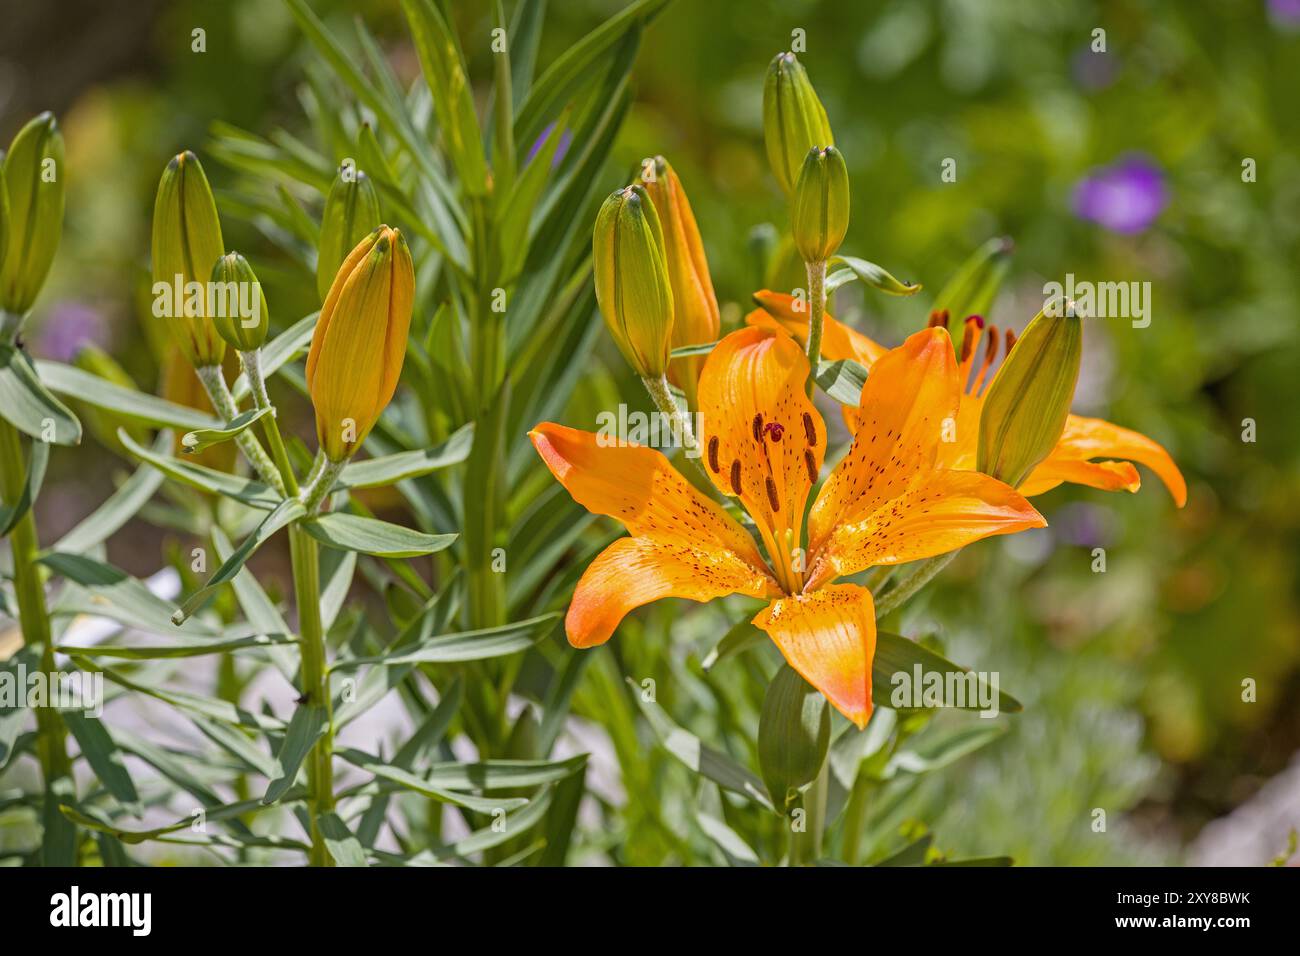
[752,583,876,729]
[530,422,769,571]
[806,469,1046,588]
[568,537,775,647]
[696,327,826,573]
[1018,457,1141,497]
[1036,414,1187,506]
[745,290,888,367]
[809,327,960,557]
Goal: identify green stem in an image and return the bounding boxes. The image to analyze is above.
[300,456,345,514]
[0,419,77,864]
[240,350,298,496]
[873,551,960,618]
[804,259,828,396]
[194,364,286,496]
[789,756,830,865]
[840,771,871,865]
[0,309,24,345]
[641,374,712,487]
[289,524,334,866]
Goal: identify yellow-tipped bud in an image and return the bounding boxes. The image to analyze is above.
[791,146,849,264]
[1,112,66,321]
[151,151,227,367]
[637,156,719,406]
[977,308,1083,488]
[210,252,269,351]
[592,185,674,379]
[317,165,381,302]
[306,225,414,461]
[763,52,834,196]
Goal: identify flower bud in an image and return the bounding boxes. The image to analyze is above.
[763,52,834,196]
[790,146,849,264]
[592,185,674,379]
[210,252,269,351]
[977,308,1082,488]
[317,165,381,302]
[306,226,414,461]
[638,156,719,406]
[151,151,226,367]
[1,112,66,320]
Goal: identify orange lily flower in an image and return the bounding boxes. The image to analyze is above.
[745,291,1187,506]
[530,326,1044,727]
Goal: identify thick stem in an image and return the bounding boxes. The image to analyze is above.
[0,309,24,346]
[240,350,298,496]
[0,419,76,863]
[804,260,828,396]
[789,756,830,866]
[299,456,345,514]
[289,525,334,866]
[641,374,712,487]
[840,771,871,865]
[194,364,286,496]
[873,551,960,618]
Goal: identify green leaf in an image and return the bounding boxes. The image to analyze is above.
[55,632,296,661]
[412,753,586,791]
[118,428,280,509]
[42,552,221,637]
[701,618,767,671]
[497,118,566,282]
[873,632,1023,714]
[828,255,922,296]
[173,498,306,623]
[303,511,457,558]
[930,236,1014,327]
[93,666,284,733]
[885,721,1005,777]
[0,346,81,444]
[333,613,559,669]
[337,750,528,813]
[669,340,718,358]
[629,678,773,810]
[514,0,670,147]
[0,432,48,535]
[48,436,166,553]
[401,0,488,195]
[814,358,870,406]
[63,713,142,817]
[264,705,327,804]
[370,787,556,864]
[317,811,367,866]
[180,406,271,455]
[61,791,298,845]
[37,358,217,430]
[758,664,830,812]
[337,423,473,489]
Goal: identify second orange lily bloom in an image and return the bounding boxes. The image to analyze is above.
[531,325,1044,728]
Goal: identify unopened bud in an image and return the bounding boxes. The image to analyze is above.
[317,166,381,302]
[1,112,65,323]
[763,52,834,196]
[791,146,849,264]
[210,252,269,351]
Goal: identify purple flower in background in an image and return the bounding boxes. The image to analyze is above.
[525,121,573,169]
[1072,154,1169,235]
[1268,0,1300,30]
[36,301,109,362]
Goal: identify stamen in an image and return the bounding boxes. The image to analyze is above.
[765,476,780,511]
[752,414,763,443]
[764,422,784,442]
[729,459,742,495]
[707,436,720,473]
[971,323,999,395]
[959,319,978,363]
[802,412,817,446]
[1004,328,1016,354]
[927,309,949,329]
[804,449,818,483]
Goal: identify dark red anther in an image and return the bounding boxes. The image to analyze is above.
[804,449,818,483]
[802,412,817,446]
[765,476,780,511]
[729,460,742,496]
[707,436,720,473]
[752,414,763,443]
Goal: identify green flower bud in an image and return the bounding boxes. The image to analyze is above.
[0,112,66,321]
[317,164,381,302]
[151,151,226,367]
[592,185,674,379]
[790,146,849,264]
[763,52,834,196]
[210,252,269,351]
[977,308,1083,488]
[758,664,830,813]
